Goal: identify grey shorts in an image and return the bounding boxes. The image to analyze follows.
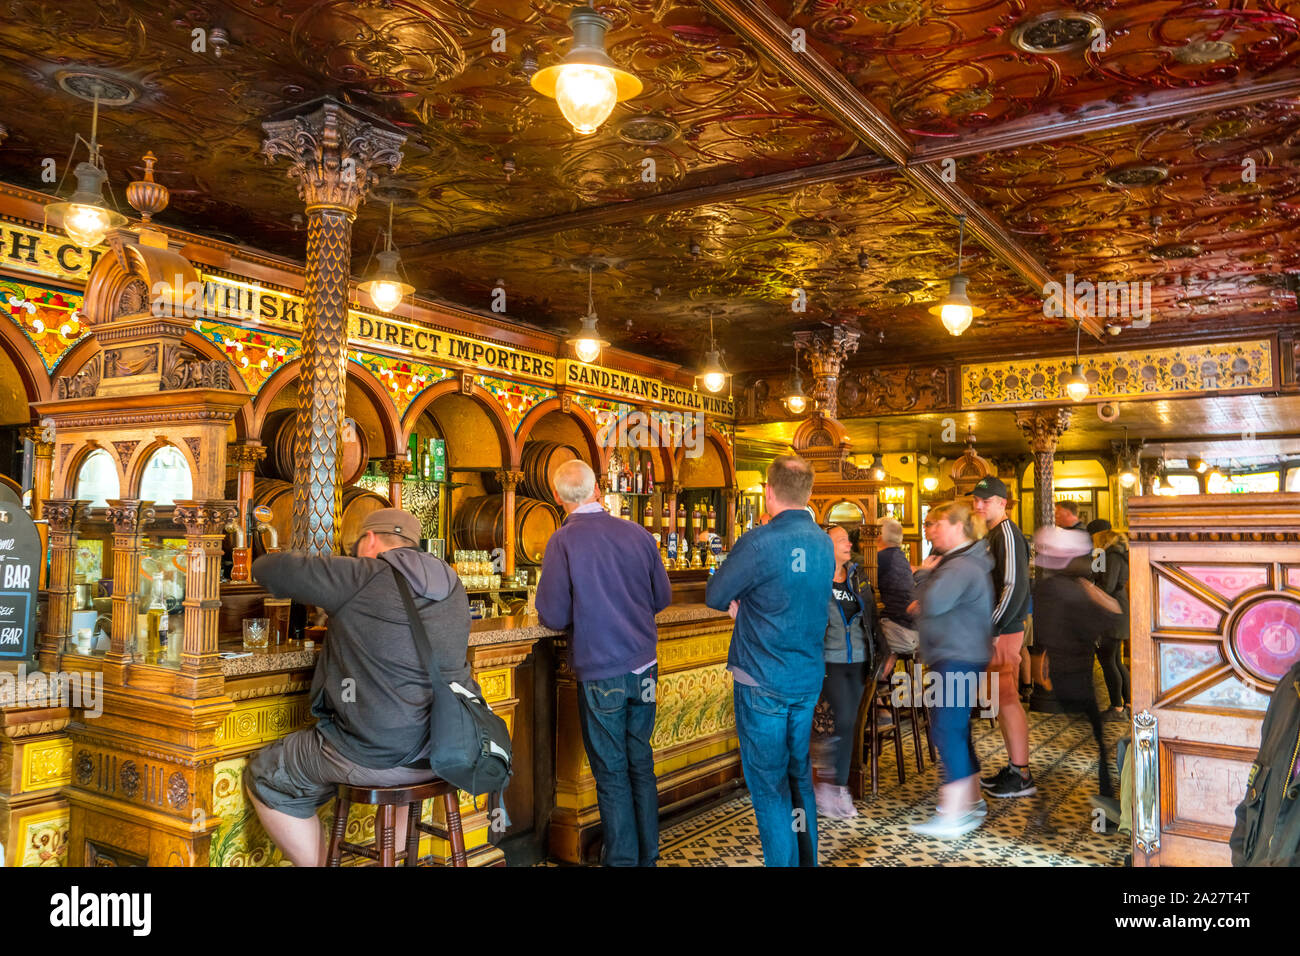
[881,619,920,655]
[245,727,434,819]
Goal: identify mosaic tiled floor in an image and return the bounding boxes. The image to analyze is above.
[657,696,1131,867]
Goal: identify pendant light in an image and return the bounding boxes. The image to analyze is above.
[1117,427,1137,488]
[868,422,886,481]
[567,267,610,363]
[783,356,807,414]
[922,435,939,492]
[530,4,643,135]
[929,214,984,336]
[46,83,127,248]
[358,202,414,314]
[1062,320,1090,402]
[695,314,729,394]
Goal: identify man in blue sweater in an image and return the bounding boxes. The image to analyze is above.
[536,459,672,866]
[705,455,834,866]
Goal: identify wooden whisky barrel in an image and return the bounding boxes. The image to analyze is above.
[234,479,390,555]
[452,494,559,565]
[519,440,579,501]
[258,408,369,487]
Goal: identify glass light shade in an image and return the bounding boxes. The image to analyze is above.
[922,474,939,492]
[785,393,806,414]
[699,349,727,393]
[47,161,127,249]
[573,337,602,363]
[554,64,619,135]
[359,250,414,314]
[568,310,610,363]
[929,274,983,336]
[1119,469,1137,488]
[530,7,643,135]
[1195,460,1209,473]
[1063,364,1090,402]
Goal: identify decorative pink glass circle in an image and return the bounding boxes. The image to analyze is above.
[1233,599,1300,682]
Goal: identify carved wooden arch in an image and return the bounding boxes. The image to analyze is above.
[792,413,850,454]
[0,313,52,406]
[815,496,872,526]
[671,424,737,489]
[400,377,518,469]
[515,397,609,475]
[126,436,198,501]
[79,235,200,325]
[62,440,124,500]
[250,357,402,457]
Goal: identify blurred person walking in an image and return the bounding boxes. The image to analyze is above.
[907,501,994,839]
[1031,526,1122,797]
[1088,519,1131,718]
[706,455,833,866]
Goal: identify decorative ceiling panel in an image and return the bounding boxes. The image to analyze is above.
[959,100,1300,330]
[0,0,861,252]
[770,0,1300,137]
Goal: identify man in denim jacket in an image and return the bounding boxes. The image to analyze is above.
[706,455,834,866]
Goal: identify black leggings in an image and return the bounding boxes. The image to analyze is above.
[1053,656,1113,797]
[1095,638,1130,709]
[821,662,869,787]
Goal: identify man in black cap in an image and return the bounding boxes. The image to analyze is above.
[970,476,1035,798]
[246,508,471,866]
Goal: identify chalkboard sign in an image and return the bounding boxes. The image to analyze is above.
[0,502,41,661]
[666,532,679,561]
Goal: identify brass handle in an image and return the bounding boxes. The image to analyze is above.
[1133,709,1161,855]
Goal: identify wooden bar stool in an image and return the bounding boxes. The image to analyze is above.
[325,779,468,868]
[863,679,906,795]
[898,653,937,768]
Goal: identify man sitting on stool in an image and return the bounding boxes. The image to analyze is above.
[247,509,470,867]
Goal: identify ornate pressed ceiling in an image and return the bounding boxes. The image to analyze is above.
[0,0,1297,374]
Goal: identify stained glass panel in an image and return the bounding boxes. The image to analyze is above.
[1185,675,1271,712]
[1232,598,1300,682]
[1178,565,1269,601]
[1156,576,1223,631]
[1158,641,1221,692]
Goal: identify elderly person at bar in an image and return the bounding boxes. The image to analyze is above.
[875,517,917,676]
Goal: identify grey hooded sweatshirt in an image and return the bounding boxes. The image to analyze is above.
[252,547,471,770]
[912,539,995,668]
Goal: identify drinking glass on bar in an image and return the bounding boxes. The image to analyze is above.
[243,617,270,651]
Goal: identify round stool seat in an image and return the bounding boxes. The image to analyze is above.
[326,777,468,868]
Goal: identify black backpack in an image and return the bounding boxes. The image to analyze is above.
[391,569,512,798]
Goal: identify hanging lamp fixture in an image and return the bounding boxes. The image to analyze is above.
[45,82,128,248]
[567,266,610,363]
[922,435,939,492]
[1062,320,1090,402]
[695,313,729,394]
[783,353,808,414]
[530,4,643,135]
[868,421,886,481]
[929,214,984,336]
[1118,426,1137,488]
[358,202,415,314]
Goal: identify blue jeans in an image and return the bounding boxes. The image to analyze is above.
[576,666,660,866]
[927,660,983,784]
[733,682,820,867]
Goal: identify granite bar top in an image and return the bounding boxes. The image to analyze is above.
[219,642,318,677]
[468,602,731,648]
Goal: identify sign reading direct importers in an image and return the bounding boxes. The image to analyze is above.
[0,501,41,661]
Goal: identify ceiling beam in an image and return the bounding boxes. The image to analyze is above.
[913,75,1300,163]
[386,152,895,261]
[697,0,1107,338]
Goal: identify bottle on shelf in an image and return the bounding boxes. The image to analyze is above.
[642,500,656,532]
[145,572,169,663]
[644,458,654,495]
[619,500,631,520]
[634,459,643,494]
[708,499,717,534]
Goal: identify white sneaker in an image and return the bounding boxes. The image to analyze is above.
[909,812,981,839]
[934,798,988,817]
[834,785,859,819]
[815,782,848,819]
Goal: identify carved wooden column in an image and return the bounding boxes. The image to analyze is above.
[495,469,524,577]
[173,501,238,698]
[103,499,155,678]
[262,99,406,556]
[22,424,54,520]
[1014,408,1071,531]
[793,327,860,420]
[1139,458,1161,497]
[38,498,86,672]
[225,441,265,535]
[378,456,412,510]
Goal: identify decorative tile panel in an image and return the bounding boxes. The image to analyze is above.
[961,339,1273,408]
[352,350,452,420]
[474,375,554,433]
[17,807,68,867]
[193,320,297,394]
[0,278,88,371]
[20,737,72,791]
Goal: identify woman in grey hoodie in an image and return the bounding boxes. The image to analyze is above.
[908,500,994,839]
